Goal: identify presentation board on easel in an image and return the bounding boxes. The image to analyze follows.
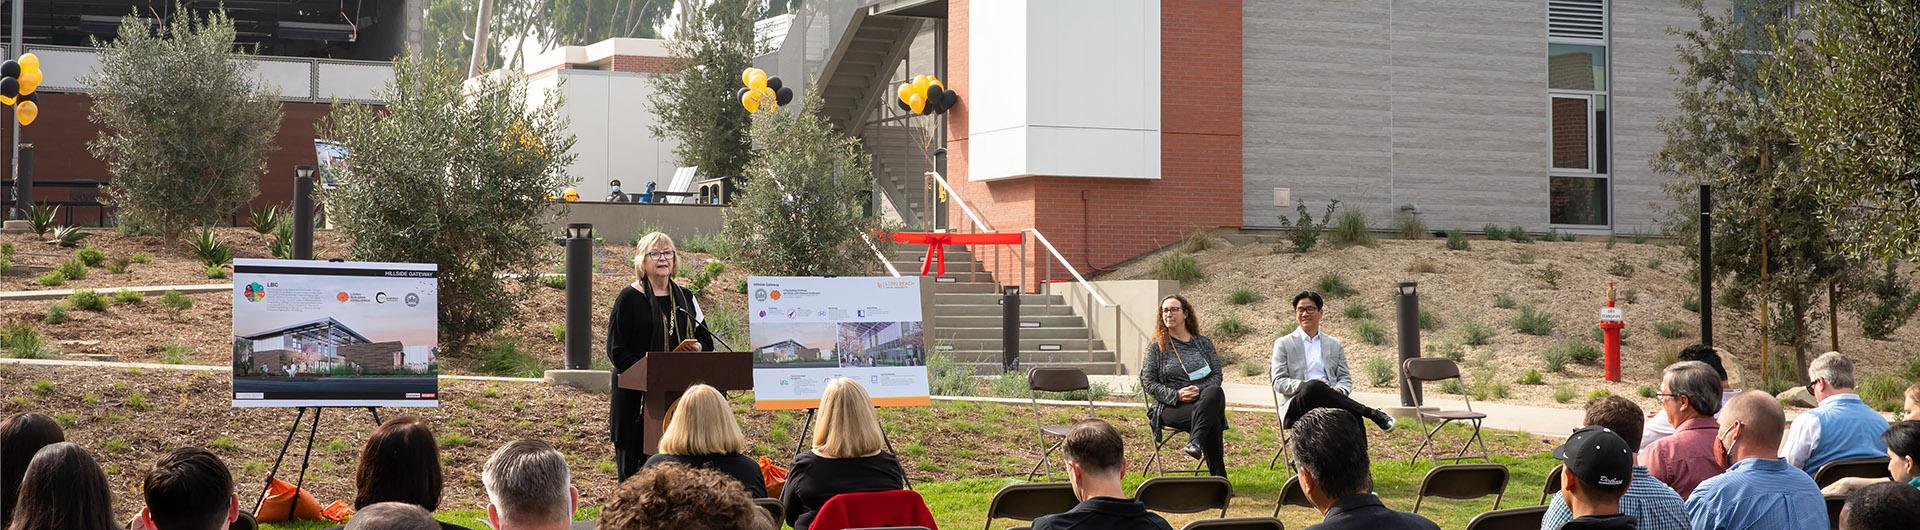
[748,276,930,410]
[230,259,440,408]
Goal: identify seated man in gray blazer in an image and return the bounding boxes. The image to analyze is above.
[1272,291,1396,431]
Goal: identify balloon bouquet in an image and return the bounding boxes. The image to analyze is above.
[737,68,794,114]
[0,53,44,126]
[895,75,957,116]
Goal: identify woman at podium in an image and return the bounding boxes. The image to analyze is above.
[608,231,714,480]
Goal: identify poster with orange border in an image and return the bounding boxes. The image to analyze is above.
[748,276,930,410]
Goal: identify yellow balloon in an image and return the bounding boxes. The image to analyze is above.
[911,76,930,96]
[757,87,778,112]
[740,68,757,87]
[562,187,579,202]
[907,92,926,114]
[0,95,14,107]
[19,70,40,95]
[15,100,36,126]
[742,90,760,113]
[896,83,914,104]
[929,76,944,92]
[18,53,38,74]
[748,70,768,91]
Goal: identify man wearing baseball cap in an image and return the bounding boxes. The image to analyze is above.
[1554,425,1640,529]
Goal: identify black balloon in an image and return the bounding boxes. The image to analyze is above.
[0,61,17,79]
[737,87,749,101]
[775,86,793,106]
[20,92,35,102]
[942,89,958,112]
[767,76,783,92]
[0,78,18,99]
[897,99,910,112]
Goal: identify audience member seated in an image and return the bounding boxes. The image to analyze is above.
[1641,345,1739,449]
[7,442,118,530]
[349,416,471,530]
[781,378,906,530]
[344,502,441,530]
[1640,361,1727,499]
[598,463,772,530]
[134,447,240,530]
[0,413,64,528]
[482,440,590,530]
[1031,419,1173,530]
[1684,390,1826,530]
[643,384,768,497]
[1822,420,1920,496]
[1904,384,1919,422]
[1290,408,1439,530]
[1781,352,1889,474]
[1552,426,1641,530]
[1544,397,1688,530]
[1839,482,1920,530]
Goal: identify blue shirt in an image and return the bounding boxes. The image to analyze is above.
[1781,394,1889,475]
[1684,458,1825,530]
[1542,466,1691,530]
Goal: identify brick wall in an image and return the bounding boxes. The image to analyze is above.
[944,0,1242,285]
[609,55,680,74]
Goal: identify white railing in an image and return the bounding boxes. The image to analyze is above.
[863,233,902,277]
[13,44,391,103]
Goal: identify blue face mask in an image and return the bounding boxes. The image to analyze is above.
[1187,363,1212,382]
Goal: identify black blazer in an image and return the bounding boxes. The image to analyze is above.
[643,452,768,498]
[780,450,905,530]
[1031,497,1173,530]
[605,281,713,447]
[1305,494,1440,530]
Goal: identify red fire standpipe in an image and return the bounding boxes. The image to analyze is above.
[1600,281,1624,382]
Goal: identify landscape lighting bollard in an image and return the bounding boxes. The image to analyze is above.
[564,223,593,370]
[293,165,315,260]
[1396,281,1422,406]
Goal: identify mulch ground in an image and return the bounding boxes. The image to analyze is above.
[0,363,1545,524]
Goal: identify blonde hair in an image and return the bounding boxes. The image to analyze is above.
[633,232,678,280]
[658,385,748,456]
[812,378,885,458]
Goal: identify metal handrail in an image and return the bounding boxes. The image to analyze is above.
[862,233,902,277]
[924,171,993,233]
[1025,228,1112,307]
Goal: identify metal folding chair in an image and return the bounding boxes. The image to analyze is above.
[983,482,1078,530]
[1135,476,1234,518]
[1402,358,1490,464]
[1025,367,1094,481]
[1413,463,1509,514]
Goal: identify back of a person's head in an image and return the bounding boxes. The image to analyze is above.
[1664,361,1725,418]
[1289,408,1370,499]
[1841,482,1920,530]
[660,384,748,456]
[813,378,883,458]
[1062,419,1125,477]
[1722,390,1787,449]
[599,463,770,530]
[144,447,234,530]
[1676,344,1728,381]
[9,442,117,530]
[355,416,444,511]
[1809,351,1856,389]
[345,502,441,530]
[483,440,572,528]
[0,413,65,527]
[1884,421,1920,459]
[1583,396,1645,448]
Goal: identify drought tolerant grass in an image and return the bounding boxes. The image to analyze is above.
[1396,214,1428,240]
[1446,231,1470,251]
[1328,209,1375,248]
[1459,319,1495,346]
[1315,272,1357,297]
[1355,319,1389,346]
[1154,253,1204,282]
[1511,306,1555,336]
[1227,288,1261,305]
[476,338,546,378]
[1213,314,1249,338]
[1343,304,1375,320]
[67,289,109,312]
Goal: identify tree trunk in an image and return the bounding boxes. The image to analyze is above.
[1792,295,1811,385]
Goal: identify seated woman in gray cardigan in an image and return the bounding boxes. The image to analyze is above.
[1140,294,1230,478]
[1271,291,1396,431]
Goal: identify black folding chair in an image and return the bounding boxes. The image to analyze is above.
[1814,458,1891,489]
[1464,506,1547,530]
[1267,384,1292,471]
[1136,476,1233,518]
[1027,367,1094,481]
[1142,393,1207,476]
[1272,474,1314,518]
[1403,358,1490,464]
[1181,517,1284,530]
[983,482,1079,530]
[1539,464,1564,505]
[1412,463,1509,514]
[753,497,783,526]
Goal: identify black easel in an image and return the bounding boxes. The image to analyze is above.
[252,406,383,517]
[791,407,913,490]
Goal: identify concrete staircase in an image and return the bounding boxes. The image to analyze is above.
[887,247,1123,376]
[864,124,934,226]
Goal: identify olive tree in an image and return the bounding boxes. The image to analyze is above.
[722,89,881,277]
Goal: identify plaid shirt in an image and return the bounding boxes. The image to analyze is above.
[1542,466,1692,530]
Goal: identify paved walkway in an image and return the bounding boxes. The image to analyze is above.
[1094,375,1592,438]
[0,283,231,301]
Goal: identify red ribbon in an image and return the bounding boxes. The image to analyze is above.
[889,232,1023,276]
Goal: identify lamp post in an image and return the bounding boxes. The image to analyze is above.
[1396,281,1422,407]
[563,223,593,370]
[292,165,315,260]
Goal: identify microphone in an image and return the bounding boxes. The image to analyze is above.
[677,306,736,352]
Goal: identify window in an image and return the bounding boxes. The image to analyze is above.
[1549,44,1607,91]
[1551,177,1609,225]
[1548,0,1610,226]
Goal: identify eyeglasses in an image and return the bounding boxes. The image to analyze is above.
[1654,392,1684,401]
[1161,307,1184,314]
[644,251,675,261]
[1295,306,1321,314]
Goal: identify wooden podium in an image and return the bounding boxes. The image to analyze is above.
[618,351,753,454]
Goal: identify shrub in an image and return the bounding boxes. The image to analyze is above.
[1483,224,1507,241]
[1553,384,1577,403]
[1623,288,1639,304]
[1427,341,1466,362]
[105,256,132,274]
[722,90,884,279]
[204,265,228,279]
[75,247,107,267]
[1533,264,1564,288]
[1181,228,1217,253]
[1328,209,1375,248]
[250,206,286,235]
[538,275,565,289]
[476,338,546,378]
[269,218,293,259]
[1439,379,1464,395]
[1275,199,1339,253]
[0,255,9,276]
[1545,229,1564,243]
[1343,304,1375,320]
[54,259,87,281]
[1418,309,1439,331]
[682,260,727,296]
[1554,339,1602,364]
[42,303,68,324]
[1153,253,1204,282]
[1446,231,1471,251]
[1637,385,1657,398]
[1590,326,1629,345]
[926,352,975,396]
[1607,257,1635,277]
[161,343,191,365]
[1682,295,1701,313]
[1508,226,1533,243]
[1633,233,1650,244]
[1,324,51,359]
[1855,261,1919,339]
[1586,388,1614,400]
[1226,288,1261,305]
[1541,345,1570,373]
[1493,292,1517,309]
[1213,314,1248,338]
[67,290,109,312]
[1355,319,1389,346]
[26,204,57,237]
[129,252,155,264]
[35,272,65,287]
[734,278,748,294]
[1367,357,1394,387]
[188,228,234,267]
[1396,214,1428,240]
[112,289,144,305]
[1511,306,1555,335]
[1647,258,1663,270]
[1459,319,1495,346]
[159,290,193,318]
[1517,369,1544,385]
[1511,250,1538,265]
[1406,257,1440,274]
[1860,374,1909,413]
[1315,272,1356,297]
[549,324,566,343]
[1241,362,1264,377]
[679,233,726,256]
[1655,321,1684,339]
[50,226,88,248]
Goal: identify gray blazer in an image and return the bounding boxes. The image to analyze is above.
[1269,331,1353,418]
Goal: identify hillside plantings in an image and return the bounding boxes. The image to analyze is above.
[1853,261,1918,339]
[1328,208,1375,248]
[112,289,144,305]
[1517,369,1544,385]
[1511,305,1556,335]
[1181,228,1217,253]
[1607,257,1635,277]
[1396,214,1428,240]
[1354,319,1389,346]
[1493,292,1517,309]
[1367,357,1394,387]
[42,302,67,325]
[1274,199,1339,253]
[1153,253,1204,282]
[188,228,233,268]
[1508,226,1534,243]
[26,204,57,237]
[1226,288,1261,305]
[159,290,193,319]
[1314,272,1356,297]
[1532,263,1564,288]
[1654,320,1685,339]
[1483,224,1507,241]
[54,259,87,282]
[1406,257,1440,274]
[1213,314,1248,338]
[67,290,109,312]
[49,226,88,248]
[1446,231,1471,251]
[75,247,107,267]
[1,324,51,359]
[105,256,132,274]
[680,259,727,296]
[1342,304,1375,321]
[1418,309,1438,331]
[249,206,285,235]
[1459,319,1495,346]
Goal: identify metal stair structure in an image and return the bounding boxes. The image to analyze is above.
[886,247,1123,376]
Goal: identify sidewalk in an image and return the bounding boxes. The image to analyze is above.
[1095,375,1591,438]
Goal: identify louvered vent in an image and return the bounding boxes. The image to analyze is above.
[1549,0,1607,43]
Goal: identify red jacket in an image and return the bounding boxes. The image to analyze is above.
[806,490,939,530]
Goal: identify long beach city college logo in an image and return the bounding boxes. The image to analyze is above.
[243,282,267,302]
[754,288,768,302]
[336,292,350,303]
[405,293,420,307]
